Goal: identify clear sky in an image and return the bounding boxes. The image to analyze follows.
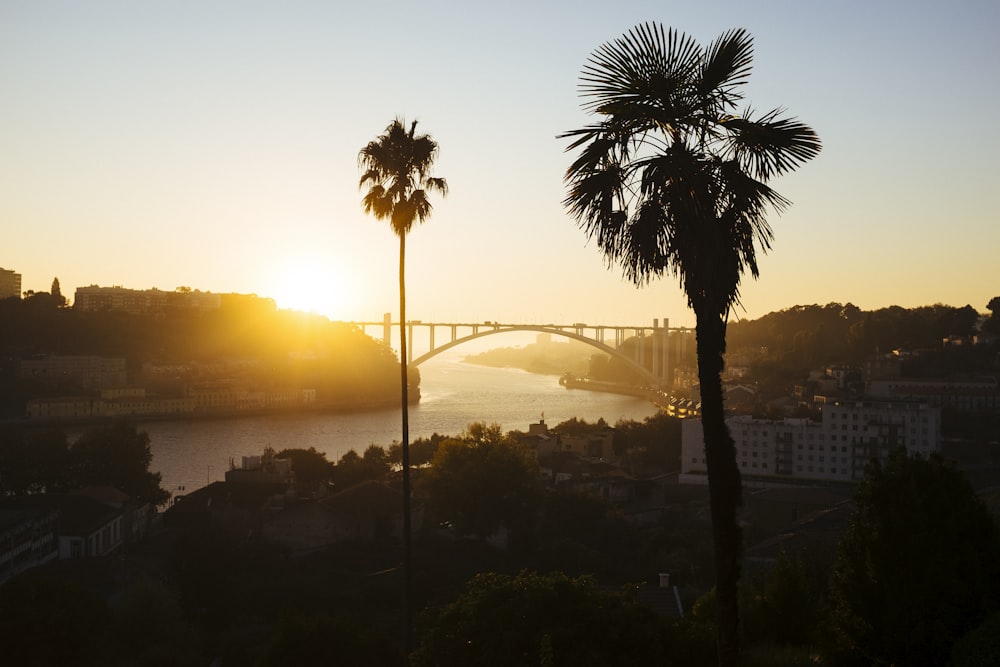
[3,0,998,329]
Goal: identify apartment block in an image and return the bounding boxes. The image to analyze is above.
[681,400,941,485]
[0,268,21,299]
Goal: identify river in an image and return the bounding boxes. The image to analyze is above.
[140,353,660,497]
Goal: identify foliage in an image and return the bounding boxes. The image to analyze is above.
[982,296,1000,334]
[519,489,641,581]
[742,551,823,648]
[71,420,170,506]
[830,449,1000,666]
[0,426,73,494]
[614,412,682,470]
[275,447,335,486]
[0,572,111,666]
[412,570,666,666]
[104,580,202,666]
[422,423,540,539]
[332,445,392,489]
[258,609,403,666]
[389,433,444,468]
[0,421,168,505]
[550,416,608,435]
[949,610,1000,667]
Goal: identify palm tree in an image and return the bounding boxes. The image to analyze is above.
[561,24,820,666]
[358,117,448,652]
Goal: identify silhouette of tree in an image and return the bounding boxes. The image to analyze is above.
[830,450,1000,666]
[986,296,1000,334]
[50,277,65,306]
[71,420,170,506]
[358,117,448,652]
[561,23,820,665]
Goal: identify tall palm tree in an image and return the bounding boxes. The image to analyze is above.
[561,24,820,666]
[358,117,447,653]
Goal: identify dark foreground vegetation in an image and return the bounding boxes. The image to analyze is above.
[2,414,998,665]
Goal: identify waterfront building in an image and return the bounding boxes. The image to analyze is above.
[18,355,127,390]
[680,400,941,485]
[0,268,21,299]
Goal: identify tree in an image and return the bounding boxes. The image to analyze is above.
[358,117,448,651]
[411,571,665,667]
[561,24,820,665]
[422,424,540,540]
[830,450,1000,666]
[71,420,170,506]
[985,296,1000,335]
[50,277,65,306]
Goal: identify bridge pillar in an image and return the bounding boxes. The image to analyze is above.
[406,322,414,364]
[383,313,391,350]
[662,317,670,388]
[652,319,660,382]
[429,325,435,353]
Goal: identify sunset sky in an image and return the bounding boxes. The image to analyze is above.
[3,0,998,329]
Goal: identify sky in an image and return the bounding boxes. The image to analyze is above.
[3,0,998,329]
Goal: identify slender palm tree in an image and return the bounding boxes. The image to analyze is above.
[358,117,447,653]
[561,24,820,666]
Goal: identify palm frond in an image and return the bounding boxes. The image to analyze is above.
[724,109,822,179]
[699,28,754,101]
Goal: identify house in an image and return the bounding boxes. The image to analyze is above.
[0,494,123,559]
[73,486,154,545]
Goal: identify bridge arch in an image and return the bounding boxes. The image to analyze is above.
[409,325,659,386]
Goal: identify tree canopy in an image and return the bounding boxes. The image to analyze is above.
[412,571,665,667]
[830,449,1000,666]
[422,422,540,539]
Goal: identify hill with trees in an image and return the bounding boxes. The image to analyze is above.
[0,291,405,418]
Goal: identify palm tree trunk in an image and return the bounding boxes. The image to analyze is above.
[398,232,412,655]
[695,308,743,667]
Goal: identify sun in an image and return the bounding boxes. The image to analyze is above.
[267,258,354,320]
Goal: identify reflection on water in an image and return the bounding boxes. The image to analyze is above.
[143,358,660,496]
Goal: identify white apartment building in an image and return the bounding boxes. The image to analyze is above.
[681,400,940,484]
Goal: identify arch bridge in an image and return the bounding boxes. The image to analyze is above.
[352,315,692,388]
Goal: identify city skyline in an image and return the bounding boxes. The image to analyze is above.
[4,1,998,329]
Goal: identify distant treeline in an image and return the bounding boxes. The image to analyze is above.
[727,302,986,360]
[0,293,405,415]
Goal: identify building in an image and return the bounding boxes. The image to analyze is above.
[867,377,1000,412]
[18,355,127,390]
[0,508,60,583]
[0,494,123,559]
[73,285,223,314]
[0,267,21,299]
[681,400,941,484]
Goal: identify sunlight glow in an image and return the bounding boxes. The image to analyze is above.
[267,257,355,321]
